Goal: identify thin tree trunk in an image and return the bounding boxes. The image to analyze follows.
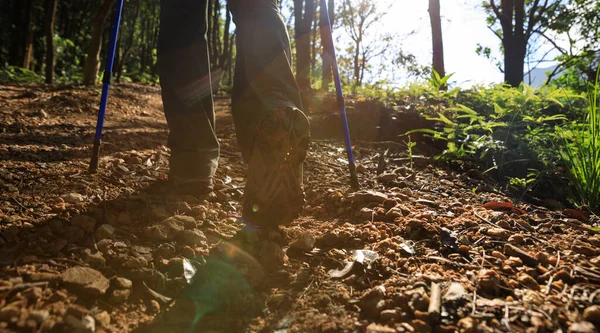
[320,0,334,91]
[116,0,141,81]
[353,39,361,86]
[83,0,115,85]
[295,0,316,93]
[428,0,445,84]
[310,5,319,77]
[219,7,232,69]
[44,0,59,84]
[9,0,35,68]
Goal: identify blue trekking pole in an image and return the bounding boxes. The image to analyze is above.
[320,0,360,190]
[89,0,125,173]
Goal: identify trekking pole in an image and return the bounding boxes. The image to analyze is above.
[320,0,360,190]
[89,0,125,173]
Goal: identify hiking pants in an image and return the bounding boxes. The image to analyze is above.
[158,0,303,183]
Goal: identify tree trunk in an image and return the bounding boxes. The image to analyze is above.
[295,0,315,93]
[82,0,115,85]
[320,0,334,91]
[219,8,232,69]
[503,38,526,87]
[9,0,35,68]
[428,0,445,83]
[44,0,59,84]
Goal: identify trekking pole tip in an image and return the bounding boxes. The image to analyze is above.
[89,139,101,173]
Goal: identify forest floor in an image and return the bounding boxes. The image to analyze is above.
[1,83,600,333]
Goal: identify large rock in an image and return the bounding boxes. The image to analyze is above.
[61,267,110,296]
[182,229,207,246]
[71,215,96,233]
[144,216,188,241]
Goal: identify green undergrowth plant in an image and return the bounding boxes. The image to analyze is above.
[0,66,43,83]
[556,69,600,211]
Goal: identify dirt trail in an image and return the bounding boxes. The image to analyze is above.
[1,83,599,333]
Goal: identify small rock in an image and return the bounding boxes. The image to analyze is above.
[0,306,20,322]
[66,304,89,319]
[536,251,551,265]
[182,246,196,258]
[410,319,432,333]
[492,251,507,260]
[191,205,207,219]
[109,289,131,304]
[477,269,500,294]
[27,310,49,325]
[348,190,388,203]
[148,300,161,314]
[24,287,43,301]
[567,321,598,333]
[122,256,148,269]
[28,272,60,282]
[65,314,95,333]
[458,317,476,333]
[443,282,468,302]
[505,256,523,267]
[583,305,600,325]
[359,285,386,318]
[61,266,110,296]
[95,224,115,240]
[258,241,288,269]
[486,227,510,240]
[517,273,540,290]
[552,270,572,283]
[572,244,598,256]
[94,311,110,327]
[113,277,133,290]
[144,216,187,241]
[182,229,207,246]
[504,244,538,267]
[380,309,399,322]
[508,234,524,245]
[385,207,405,221]
[71,215,96,233]
[366,323,396,333]
[359,207,374,220]
[458,245,470,255]
[322,231,339,247]
[377,173,396,182]
[81,249,106,267]
[61,193,85,204]
[290,232,316,252]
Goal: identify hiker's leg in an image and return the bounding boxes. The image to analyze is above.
[228,0,310,228]
[228,0,304,161]
[158,0,218,187]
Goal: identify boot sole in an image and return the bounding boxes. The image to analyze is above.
[242,107,310,228]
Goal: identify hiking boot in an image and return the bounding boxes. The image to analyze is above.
[242,107,310,228]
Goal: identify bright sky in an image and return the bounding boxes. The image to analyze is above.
[278,0,564,87]
[383,0,504,86]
